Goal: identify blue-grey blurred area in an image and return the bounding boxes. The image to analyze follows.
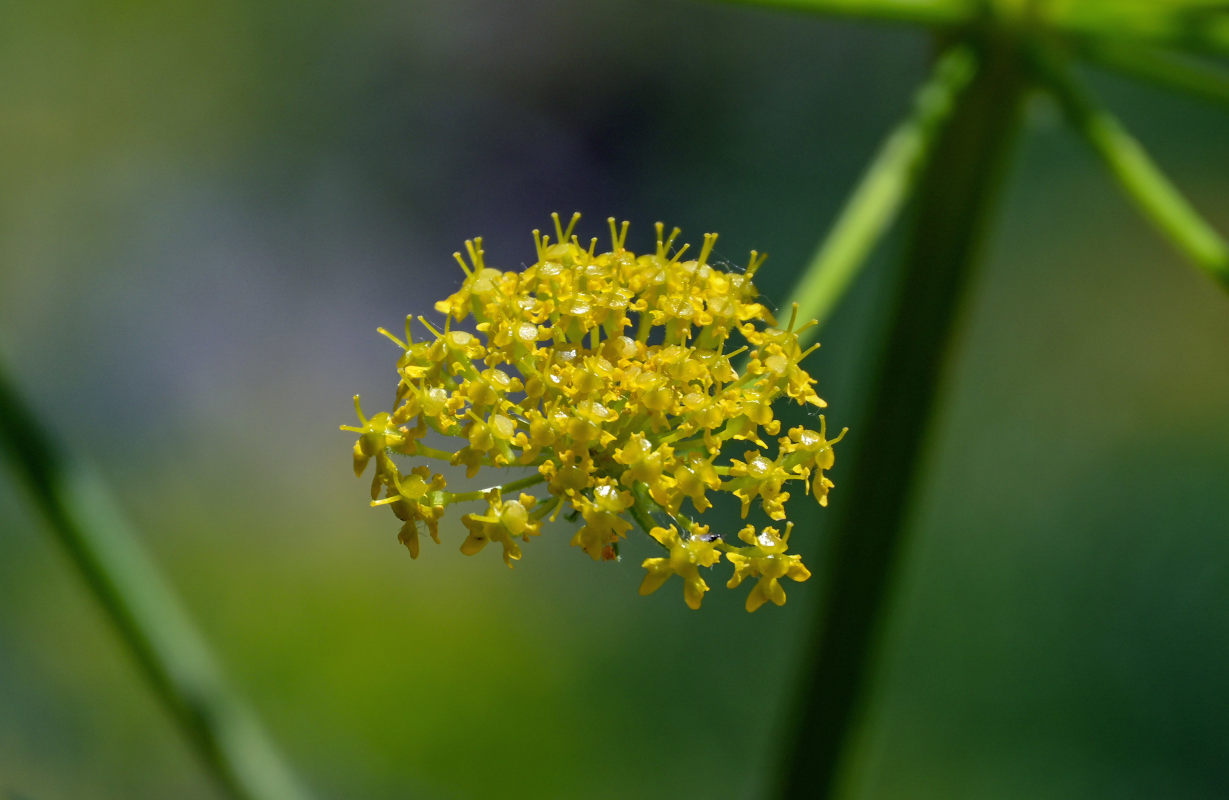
[1,1,1227,798]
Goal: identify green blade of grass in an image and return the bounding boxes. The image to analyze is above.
[0,366,315,800]
[1037,48,1229,288]
[787,44,979,337]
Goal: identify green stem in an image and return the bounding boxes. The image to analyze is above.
[530,494,563,521]
[445,472,546,504]
[0,366,314,800]
[1034,46,1229,288]
[777,32,1031,800]
[408,443,466,462]
[788,44,978,338]
[628,492,658,537]
[629,481,681,536]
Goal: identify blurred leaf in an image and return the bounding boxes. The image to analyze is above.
[1080,41,1229,106]
[709,0,975,26]
[1046,0,1229,56]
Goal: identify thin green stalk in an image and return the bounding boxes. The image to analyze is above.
[628,491,659,537]
[445,472,546,504]
[0,366,314,800]
[788,44,978,338]
[1034,47,1229,288]
[777,32,1031,800]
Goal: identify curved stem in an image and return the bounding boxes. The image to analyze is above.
[777,32,1031,800]
[0,366,314,800]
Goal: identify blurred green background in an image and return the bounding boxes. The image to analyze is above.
[2,1,1227,798]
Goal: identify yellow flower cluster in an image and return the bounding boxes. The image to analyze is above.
[343,214,845,611]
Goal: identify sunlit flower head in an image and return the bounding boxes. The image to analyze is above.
[343,213,845,610]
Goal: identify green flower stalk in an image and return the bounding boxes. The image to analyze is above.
[343,214,846,611]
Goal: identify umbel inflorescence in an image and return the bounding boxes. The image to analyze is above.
[343,214,844,611]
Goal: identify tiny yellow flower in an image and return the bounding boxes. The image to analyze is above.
[368,466,446,559]
[459,489,541,567]
[343,214,845,611]
[726,450,792,520]
[572,481,633,561]
[725,523,811,612]
[339,395,395,479]
[639,525,723,610]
